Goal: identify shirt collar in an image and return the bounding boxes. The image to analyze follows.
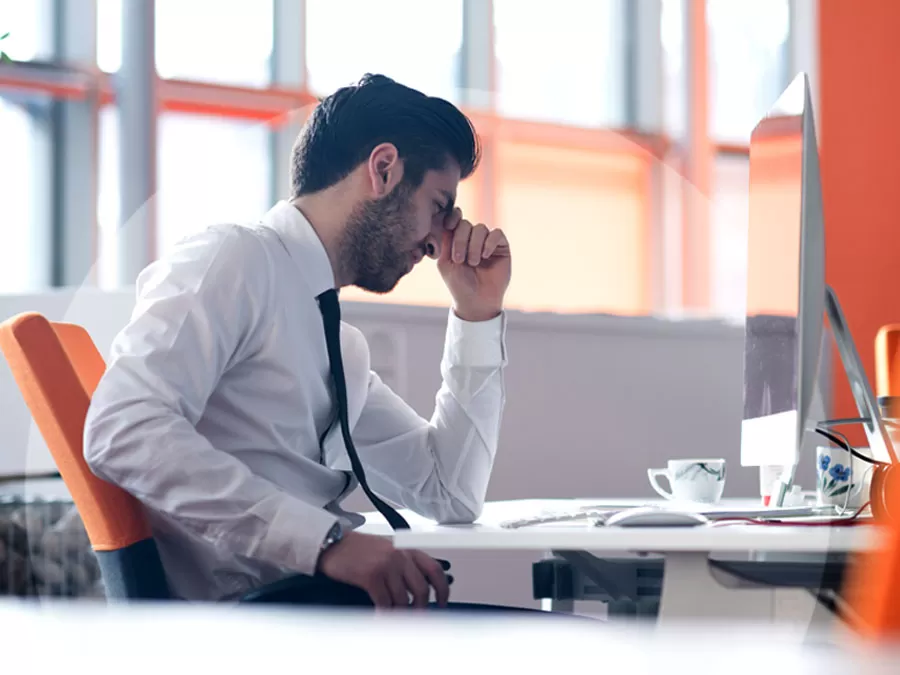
[261,200,336,298]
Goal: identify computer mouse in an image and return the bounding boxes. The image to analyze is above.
[605,506,710,528]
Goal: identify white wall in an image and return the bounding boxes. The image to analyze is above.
[0,289,819,608]
[0,289,137,477]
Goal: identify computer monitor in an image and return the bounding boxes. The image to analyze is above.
[740,72,824,470]
[740,72,897,484]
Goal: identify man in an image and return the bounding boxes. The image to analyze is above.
[83,74,511,609]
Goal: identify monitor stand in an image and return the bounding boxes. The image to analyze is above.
[774,285,897,507]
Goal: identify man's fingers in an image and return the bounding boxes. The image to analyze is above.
[439,229,453,263]
[367,580,393,608]
[467,224,490,266]
[482,228,509,259]
[451,219,473,264]
[402,555,432,609]
[384,567,409,608]
[443,221,509,267]
[412,551,450,608]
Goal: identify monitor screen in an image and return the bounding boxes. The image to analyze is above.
[741,75,806,465]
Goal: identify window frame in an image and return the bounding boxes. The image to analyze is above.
[0,0,807,318]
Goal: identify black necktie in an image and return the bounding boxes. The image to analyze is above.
[317,289,410,531]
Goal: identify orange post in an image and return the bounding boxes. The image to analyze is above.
[822,0,900,638]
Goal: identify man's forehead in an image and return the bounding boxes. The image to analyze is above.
[422,164,460,197]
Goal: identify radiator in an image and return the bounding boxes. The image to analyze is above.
[0,496,104,598]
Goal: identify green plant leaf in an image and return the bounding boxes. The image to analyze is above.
[0,32,10,40]
[830,485,850,497]
[0,52,11,64]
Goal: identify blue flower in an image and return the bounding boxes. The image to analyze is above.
[829,464,851,482]
[819,455,831,472]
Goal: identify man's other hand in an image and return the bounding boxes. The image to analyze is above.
[316,531,450,608]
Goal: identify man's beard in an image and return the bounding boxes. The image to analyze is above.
[338,182,421,294]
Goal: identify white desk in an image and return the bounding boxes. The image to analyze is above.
[358,499,884,624]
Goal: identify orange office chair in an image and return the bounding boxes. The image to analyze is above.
[0,311,364,605]
[0,312,170,599]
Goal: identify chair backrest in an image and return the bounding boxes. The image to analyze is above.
[0,312,170,600]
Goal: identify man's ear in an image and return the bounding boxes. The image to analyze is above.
[368,143,403,196]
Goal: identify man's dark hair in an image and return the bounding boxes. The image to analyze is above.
[290,74,481,197]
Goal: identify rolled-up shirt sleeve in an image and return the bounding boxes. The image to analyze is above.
[351,310,507,524]
[83,227,337,576]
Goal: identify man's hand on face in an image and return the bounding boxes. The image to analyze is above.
[437,207,511,323]
[316,531,451,609]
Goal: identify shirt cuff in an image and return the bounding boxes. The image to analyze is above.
[443,309,508,368]
[258,497,339,576]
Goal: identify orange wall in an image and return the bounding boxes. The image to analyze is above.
[820,0,900,430]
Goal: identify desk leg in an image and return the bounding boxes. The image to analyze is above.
[658,553,775,624]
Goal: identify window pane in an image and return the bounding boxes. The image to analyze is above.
[661,0,687,140]
[710,155,749,320]
[96,0,121,73]
[0,0,53,61]
[156,0,273,86]
[157,113,272,257]
[97,105,119,288]
[0,97,51,292]
[98,0,274,86]
[307,0,462,101]
[494,0,625,128]
[708,0,790,143]
[497,142,649,314]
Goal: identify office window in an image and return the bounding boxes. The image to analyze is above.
[0,0,53,62]
[710,155,749,320]
[0,98,51,292]
[98,0,274,86]
[157,113,272,257]
[493,0,626,128]
[306,0,463,101]
[496,142,649,314]
[707,0,790,143]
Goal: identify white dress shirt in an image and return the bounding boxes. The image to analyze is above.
[83,200,507,601]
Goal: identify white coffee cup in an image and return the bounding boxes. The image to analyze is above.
[648,459,727,504]
[815,445,873,509]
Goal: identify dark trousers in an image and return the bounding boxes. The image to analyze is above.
[238,573,578,616]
